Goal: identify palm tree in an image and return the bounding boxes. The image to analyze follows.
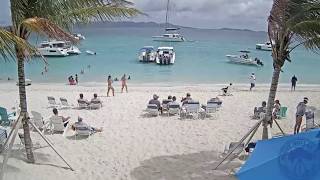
[262,0,320,139]
[1,0,141,162]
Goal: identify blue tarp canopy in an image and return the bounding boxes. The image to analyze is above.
[237,129,320,180]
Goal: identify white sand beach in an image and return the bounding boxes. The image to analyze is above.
[1,82,320,180]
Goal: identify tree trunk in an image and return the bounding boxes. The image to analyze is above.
[17,48,35,163]
[262,66,281,140]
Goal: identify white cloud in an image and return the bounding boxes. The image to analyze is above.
[131,0,273,31]
[0,0,273,30]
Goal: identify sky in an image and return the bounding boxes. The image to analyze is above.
[0,0,273,31]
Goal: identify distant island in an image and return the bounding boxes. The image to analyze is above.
[75,21,266,33]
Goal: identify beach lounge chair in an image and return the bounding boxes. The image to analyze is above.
[222,142,245,158]
[162,99,172,113]
[89,101,102,110]
[304,111,318,131]
[30,111,45,130]
[146,104,159,116]
[74,125,92,140]
[0,107,16,126]
[45,116,68,134]
[185,101,200,119]
[276,107,287,119]
[60,98,73,109]
[205,101,218,117]
[168,104,180,116]
[0,128,7,152]
[47,96,59,108]
[78,100,89,109]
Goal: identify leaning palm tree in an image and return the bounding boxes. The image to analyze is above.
[262,0,320,139]
[4,0,141,162]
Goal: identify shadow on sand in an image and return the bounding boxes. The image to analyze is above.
[131,151,242,180]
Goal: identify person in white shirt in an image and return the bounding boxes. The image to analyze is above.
[249,73,256,91]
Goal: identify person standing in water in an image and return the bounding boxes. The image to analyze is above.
[121,74,128,93]
[249,73,256,91]
[107,75,115,97]
[291,75,298,91]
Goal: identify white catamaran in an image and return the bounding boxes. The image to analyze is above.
[152,0,185,42]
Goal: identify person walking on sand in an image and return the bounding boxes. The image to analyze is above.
[121,74,128,93]
[75,74,78,84]
[249,73,256,91]
[107,75,115,97]
[294,97,308,134]
[291,75,298,91]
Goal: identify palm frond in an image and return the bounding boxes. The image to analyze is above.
[10,0,142,32]
[21,17,78,43]
[0,28,37,61]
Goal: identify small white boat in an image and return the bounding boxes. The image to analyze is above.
[155,47,175,65]
[138,46,156,62]
[85,50,96,55]
[256,42,272,51]
[73,33,85,40]
[226,51,263,66]
[67,45,81,55]
[152,31,185,42]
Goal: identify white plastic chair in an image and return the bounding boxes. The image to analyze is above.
[206,102,218,117]
[46,116,68,134]
[168,104,180,116]
[30,111,45,130]
[60,98,72,109]
[146,104,159,116]
[78,100,89,109]
[89,103,102,110]
[185,101,200,119]
[47,96,59,108]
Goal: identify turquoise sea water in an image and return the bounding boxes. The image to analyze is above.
[0,26,319,84]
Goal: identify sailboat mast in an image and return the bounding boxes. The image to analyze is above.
[165,0,170,30]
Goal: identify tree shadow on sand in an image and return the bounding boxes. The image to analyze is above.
[131,151,242,180]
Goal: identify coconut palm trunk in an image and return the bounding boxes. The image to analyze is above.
[16,46,35,162]
[262,66,281,139]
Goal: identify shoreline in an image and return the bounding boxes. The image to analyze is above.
[0,81,320,89]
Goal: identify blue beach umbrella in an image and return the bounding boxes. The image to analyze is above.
[236,129,320,180]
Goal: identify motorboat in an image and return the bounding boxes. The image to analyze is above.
[138,46,156,62]
[152,30,185,42]
[67,44,81,55]
[256,42,272,51]
[73,33,85,40]
[152,0,185,42]
[85,50,96,55]
[37,40,81,56]
[155,47,175,65]
[226,51,263,66]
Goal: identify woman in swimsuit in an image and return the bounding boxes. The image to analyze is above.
[107,75,115,97]
[121,74,128,93]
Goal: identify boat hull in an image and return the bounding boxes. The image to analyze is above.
[138,53,156,63]
[37,48,69,57]
[256,44,272,51]
[226,55,260,66]
[67,46,81,55]
[152,36,184,42]
[155,53,175,65]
